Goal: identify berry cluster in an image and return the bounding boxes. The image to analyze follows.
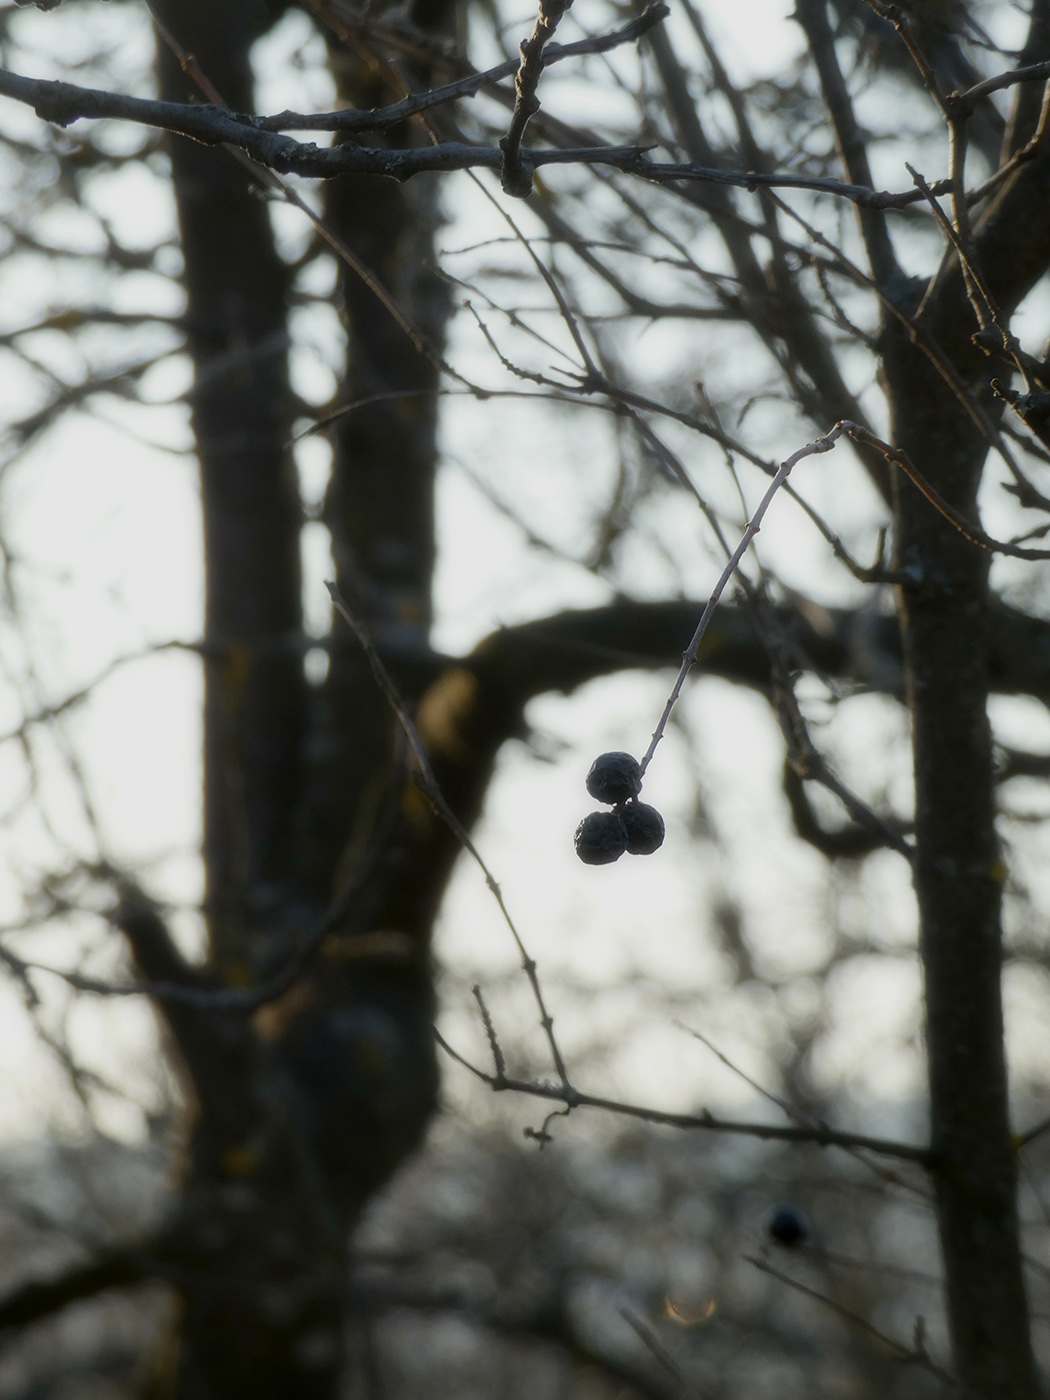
[574,751,665,865]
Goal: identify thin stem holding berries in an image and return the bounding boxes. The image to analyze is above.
[574,426,843,865]
[638,425,846,780]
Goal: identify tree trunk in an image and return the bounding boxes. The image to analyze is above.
[144,4,451,1394]
[886,315,1040,1398]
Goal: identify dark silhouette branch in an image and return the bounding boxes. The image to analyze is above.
[0,68,952,204]
[0,1250,155,1333]
[783,763,906,860]
[262,4,670,130]
[499,0,576,197]
[955,58,1050,111]
[795,0,899,287]
[435,1031,933,1165]
[997,747,1050,783]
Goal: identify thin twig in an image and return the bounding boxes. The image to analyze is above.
[325,582,571,1090]
[258,5,670,131]
[677,1021,815,1125]
[465,172,599,377]
[791,745,915,862]
[472,983,507,1079]
[841,422,1050,560]
[638,425,845,779]
[678,1021,929,1197]
[747,1255,958,1389]
[618,1308,705,1398]
[862,1,944,111]
[433,1030,932,1163]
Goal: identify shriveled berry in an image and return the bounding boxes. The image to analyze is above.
[622,801,665,855]
[768,1203,808,1248]
[585,751,642,805]
[574,811,628,865]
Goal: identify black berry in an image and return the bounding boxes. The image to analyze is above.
[574,811,629,865]
[585,752,642,805]
[768,1204,808,1247]
[622,801,665,855]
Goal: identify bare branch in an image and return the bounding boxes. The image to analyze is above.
[746,1256,957,1387]
[783,762,911,861]
[325,582,571,1090]
[434,1030,933,1164]
[795,0,899,285]
[0,68,950,205]
[843,422,1050,560]
[261,5,669,131]
[955,59,1050,112]
[618,1308,703,1399]
[0,1249,154,1332]
[638,426,845,780]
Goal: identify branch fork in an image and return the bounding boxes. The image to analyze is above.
[500,0,575,197]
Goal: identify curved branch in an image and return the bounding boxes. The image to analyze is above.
[470,597,901,700]
[783,763,901,859]
[473,593,1050,707]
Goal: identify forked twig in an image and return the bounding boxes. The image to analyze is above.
[500,0,577,197]
[260,6,670,132]
[638,425,845,778]
[433,1029,932,1163]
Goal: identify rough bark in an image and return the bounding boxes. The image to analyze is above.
[153,2,306,980]
[139,2,457,1394]
[878,81,1050,1395]
[887,341,1039,1399]
[144,6,351,1396]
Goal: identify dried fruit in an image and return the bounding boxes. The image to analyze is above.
[622,801,665,855]
[768,1203,808,1247]
[574,811,629,865]
[585,751,642,805]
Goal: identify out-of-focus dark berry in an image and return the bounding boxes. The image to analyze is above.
[621,801,665,855]
[574,811,629,865]
[768,1203,809,1247]
[585,752,642,805]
